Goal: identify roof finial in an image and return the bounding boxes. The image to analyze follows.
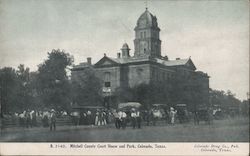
[145,0,148,10]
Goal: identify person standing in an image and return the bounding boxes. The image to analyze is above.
[19,111,25,127]
[113,110,120,129]
[118,110,123,129]
[121,111,127,129]
[95,110,100,126]
[194,110,199,125]
[152,108,158,126]
[49,109,56,131]
[131,108,136,129]
[30,110,36,127]
[144,110,151,126]
[170,107,177,125]
[82,112,87,125]
[25,110,31,128]
[101,110,107,125]
[136,110,141,128]
[86,110,92,125]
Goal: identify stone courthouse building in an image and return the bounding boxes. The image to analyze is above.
[71,8,209,109]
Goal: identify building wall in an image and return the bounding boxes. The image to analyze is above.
[128,64,151,87]
[150,64,175,83]
[95,66,121,93]
[71,62,210,110]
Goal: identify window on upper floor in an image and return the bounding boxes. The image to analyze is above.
[104,72,111,87]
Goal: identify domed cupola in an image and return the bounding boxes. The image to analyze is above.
[121,43,130,58]
[122,43,130,50]
[135,8,159,30]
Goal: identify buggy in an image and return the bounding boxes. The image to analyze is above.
[194,106,213,125]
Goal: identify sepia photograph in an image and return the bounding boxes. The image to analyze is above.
[0,0,249,155]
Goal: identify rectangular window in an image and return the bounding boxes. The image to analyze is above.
[144,31,146,38]
[140,32,143,38]
[105,82,111,87]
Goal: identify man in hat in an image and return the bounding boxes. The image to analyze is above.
[49,109,56,131]
[112,109,120,129]
[136,110,141,128]
[131,108,136,129]
[170,107,177,125]
[121,111,127,129]
[117,110,123,129]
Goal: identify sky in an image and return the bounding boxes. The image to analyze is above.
[0,0,249,100]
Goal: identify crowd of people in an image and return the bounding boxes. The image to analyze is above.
[1,106,217,131]
[3,109,67,131]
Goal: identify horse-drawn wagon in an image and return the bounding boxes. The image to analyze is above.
[175,104,190,123]
[194,105,213,125]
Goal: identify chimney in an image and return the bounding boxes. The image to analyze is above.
[87,57,92,65]
[176,58,180,60]
[117,53,121,58]
[164,55,168,61]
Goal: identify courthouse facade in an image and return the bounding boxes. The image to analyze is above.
[71,8,209,109]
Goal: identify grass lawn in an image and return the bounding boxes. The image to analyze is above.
[0,117,249,142]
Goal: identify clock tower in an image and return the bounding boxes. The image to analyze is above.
[134,8,161,58]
